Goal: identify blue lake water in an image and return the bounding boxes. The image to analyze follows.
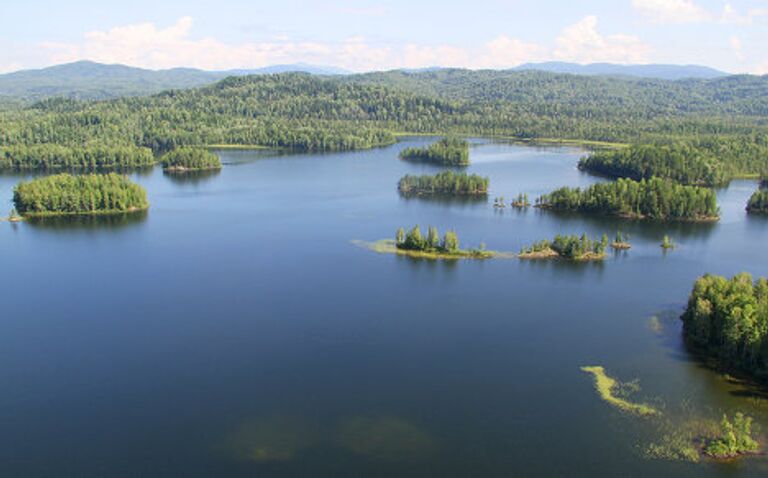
[1,137,767,476]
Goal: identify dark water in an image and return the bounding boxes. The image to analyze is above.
[1,138,767,477]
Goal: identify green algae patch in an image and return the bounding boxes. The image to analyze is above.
[337,416,436,460]
[352,239,515,260]
[581,366,661,417]
[222,416,319,463]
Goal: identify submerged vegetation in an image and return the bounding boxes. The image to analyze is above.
[13,173,149,216]
[536,177,719,222]
[681,273,768,382]
[746,189,768,214]
[397,171,488,196]
[161,147,222,172]
[519,234,608,261]
[580,366,660,416]
[399,137,470,166]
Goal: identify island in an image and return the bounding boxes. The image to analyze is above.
[536,177,719,222]
[746,189,768,214]
[660,235,675,250]
[393,225,494,259]
[611,231,631,250]
[519,234,608,261]
[511,193,531,208]
[397,171,488,196]
[399,137,470,166]
[13,173,149,217]
[161,147,222,172]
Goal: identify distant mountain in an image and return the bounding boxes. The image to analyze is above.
[0,61,349,104]
[223,63,350,76]
[512,62,728,80]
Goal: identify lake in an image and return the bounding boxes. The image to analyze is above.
[1,137,767,476]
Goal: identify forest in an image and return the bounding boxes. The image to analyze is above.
[536,177,719,221]
[395,225,491,258]
[397,171,488,196]
[681,273,768,382]
[0,144,154,171]
[162,147,222,171]
[2,71,768,170]
[519,234,608,260]
[399,137,470,166]
[578,137,768,186]
[13,173,149,216]
[746,189,768,214]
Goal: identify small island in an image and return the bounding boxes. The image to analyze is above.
[398,171,488,196]
[399,137,470,166]
[13,173,149,217]
[161,147,222,172]
[536,177,719,222]
[519,234,608,261]
[511,193,531,208]
[611,231,631,250]
[394,225,494,259]
[746,189,768,214]
[660,235,675,250]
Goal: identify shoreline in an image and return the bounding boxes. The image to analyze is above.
[19,205,149,218]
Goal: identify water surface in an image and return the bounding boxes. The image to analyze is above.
[1,138,767,476]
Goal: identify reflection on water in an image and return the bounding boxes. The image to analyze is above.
[399,192,488,207]
[163,169,221,185]
[23,210,148,230]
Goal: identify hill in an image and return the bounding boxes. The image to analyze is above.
[512,62,728,80]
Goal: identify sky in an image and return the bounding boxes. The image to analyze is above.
[0,0,767,74]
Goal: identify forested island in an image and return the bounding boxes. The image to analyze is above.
[398,137,470,166]
[519,234,608,261]
[0,144,154,171]
[578,138,768,187]
[397,171,488,196]
[13,173,149,217]
[536,178,719,221]
[394,225,493,259]
[162,147,222,172]
[746,189,768,214]
[681,273,768,382]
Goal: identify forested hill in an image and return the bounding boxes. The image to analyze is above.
[2,71,768,169]
[345,69,768,117]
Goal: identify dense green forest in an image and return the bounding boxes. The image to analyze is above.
[399,137,470,166]
[681,273,768,382]
[536,177,719,221]
[2,71,768,170]
[13,173,149,216]
[520,234,608,260]
[578,137,768,186]
[747,189,768,214]
[398,171,488,196]
[162,147,222,171]
[0,144,154,170]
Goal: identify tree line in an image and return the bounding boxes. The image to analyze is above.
[520,234,608,260]
[13,173,149,216]
[398,170,488,196]
[681,273,768,382]
[578,137,768,186]
[536,177,719,221]
[0,144,154,170]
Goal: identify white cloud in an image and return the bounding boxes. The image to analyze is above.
[730,36,745,62]
[720,3,768,24]
[632,0,711,24]
[554,16,650,64]
[35,16,652,72]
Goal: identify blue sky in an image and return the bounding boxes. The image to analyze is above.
[1,0,766,73]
